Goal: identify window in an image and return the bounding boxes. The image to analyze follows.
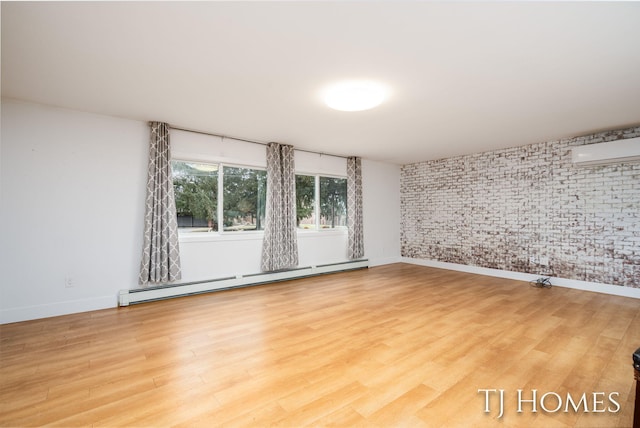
[295,174,347,230]
[172,159,345,235]
[222,166,266,231]
[172,161,218,232]
[296,175,315,229]
[319,177,347,228]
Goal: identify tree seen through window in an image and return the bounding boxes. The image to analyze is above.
[320,177,347,228]
[296,175,315,228]
[222,166,266,231]
[172,160,346,233]
[172,161,218,232]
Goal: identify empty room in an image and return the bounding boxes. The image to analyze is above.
[1,1,640,427]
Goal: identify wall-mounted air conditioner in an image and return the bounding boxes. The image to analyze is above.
[571,137,640,166]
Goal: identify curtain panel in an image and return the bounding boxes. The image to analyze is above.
[261,143,299,271]
[347,156,364,259]
[139,122,182,285]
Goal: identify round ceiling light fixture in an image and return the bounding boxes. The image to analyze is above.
[322,80,389,112]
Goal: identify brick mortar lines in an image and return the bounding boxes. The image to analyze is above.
[400,127,640,288]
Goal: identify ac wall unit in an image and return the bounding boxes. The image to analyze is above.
[571,137,640,166]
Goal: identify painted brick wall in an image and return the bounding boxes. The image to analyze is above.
[401,127,640,288]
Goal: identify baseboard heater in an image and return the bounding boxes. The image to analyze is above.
[118,259,368,306]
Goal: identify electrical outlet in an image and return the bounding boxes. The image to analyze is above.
[65,275,74,288]
[529,256,536,264]
[539,256,549,266]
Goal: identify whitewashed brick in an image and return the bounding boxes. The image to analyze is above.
[400,126,640,288]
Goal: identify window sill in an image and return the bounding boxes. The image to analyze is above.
[297,228,347,238]
[178,228,347,243]
[179,231,263,243]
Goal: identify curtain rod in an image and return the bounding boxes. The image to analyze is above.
[149,122,350,160]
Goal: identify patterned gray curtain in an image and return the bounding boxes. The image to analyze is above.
[347,157,364,259]
[261,143,299,271]
[139,122,181,285]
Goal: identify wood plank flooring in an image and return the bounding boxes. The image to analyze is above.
[1,263,639,427]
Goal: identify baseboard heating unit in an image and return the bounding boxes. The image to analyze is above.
[118,259,368,306]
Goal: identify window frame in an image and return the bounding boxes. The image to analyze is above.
[220,164,267,234]
[295,173,317,231]
[295,172,348,232]
[171,159,220,233]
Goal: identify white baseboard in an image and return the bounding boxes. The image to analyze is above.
[0,295,117,325]
[368,256,403,267]
[401,257,640,299]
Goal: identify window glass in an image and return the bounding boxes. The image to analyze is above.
[223,166,266,231]
[172,160,345,234]
[319,177,347,228]
[172,161,218,232]
[296,175,316,229]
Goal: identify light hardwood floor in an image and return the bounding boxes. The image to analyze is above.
[1,263,639,427]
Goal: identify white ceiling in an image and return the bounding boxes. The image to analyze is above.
[2,1,640,165]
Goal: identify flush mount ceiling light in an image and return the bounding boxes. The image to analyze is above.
[322,80,388,112]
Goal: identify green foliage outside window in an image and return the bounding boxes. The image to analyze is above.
[320,177,347,228]
[172,161,218,231]
[222,166,266,231]
[295,175,315,227]
[172,160,346,233]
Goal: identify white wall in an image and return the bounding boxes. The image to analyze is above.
[0,100,149,323]
[0,99,401,323]
[178,231,351,281]
[363,159,401,266]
